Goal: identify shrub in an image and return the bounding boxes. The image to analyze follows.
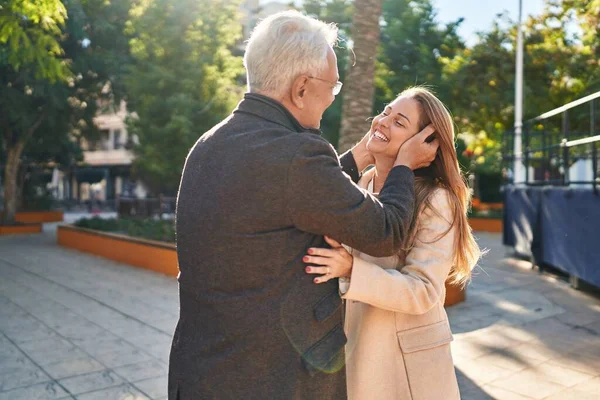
[74,217,175,242]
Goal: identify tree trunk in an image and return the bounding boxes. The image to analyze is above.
[2,143,25,225]
[338,0,383,152]
[16,165,27,211]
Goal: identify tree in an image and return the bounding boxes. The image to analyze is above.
[0,0,132,224]
[0,0,69,224]
[376,0,464,110]
[0,0,70,81]
[302,0,353,146]
[124,0,245,195]
[337,0,383,152]
[317,0,465,150]
[443,2,596,144]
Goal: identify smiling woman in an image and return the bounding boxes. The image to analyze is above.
[303,86,481,400]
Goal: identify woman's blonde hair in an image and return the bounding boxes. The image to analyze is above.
[399,86,481,287]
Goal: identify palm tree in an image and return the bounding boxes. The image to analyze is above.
[338,0,383,152]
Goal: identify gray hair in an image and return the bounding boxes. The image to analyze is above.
[244,11,338,96]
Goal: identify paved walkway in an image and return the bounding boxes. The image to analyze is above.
[1,225,176,400]
[450,235,600,399]
[1,224,599,399]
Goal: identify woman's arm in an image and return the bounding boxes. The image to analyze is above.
[342,189,456,314]
[305,189,456,315]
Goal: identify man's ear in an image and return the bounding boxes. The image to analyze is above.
[291,75,309,109]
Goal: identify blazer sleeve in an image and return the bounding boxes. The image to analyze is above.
[341,190,456,315]
[286,136,415,257]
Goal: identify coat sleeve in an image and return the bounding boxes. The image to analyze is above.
[285,136,415,257]
[339,150,360,183]
[341,190,456,314]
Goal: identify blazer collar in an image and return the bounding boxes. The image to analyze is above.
[234,93,322,136]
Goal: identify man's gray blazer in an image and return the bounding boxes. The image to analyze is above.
[168,93,415,399]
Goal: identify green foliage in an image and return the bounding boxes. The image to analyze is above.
[4,0,599,208]
[459,131,503,174]
[1,0,132,223]
[302,0,353,145]
[375,0,464,111]
[124,0,245,195]
[74,216,175,242]
[0,0,70,81]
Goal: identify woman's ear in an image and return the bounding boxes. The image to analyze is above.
[291,75,309,109]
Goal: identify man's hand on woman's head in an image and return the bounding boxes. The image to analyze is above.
[394,125,439,170]
[304,236,353,284]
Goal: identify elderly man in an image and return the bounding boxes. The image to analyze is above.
[169,11,438,400]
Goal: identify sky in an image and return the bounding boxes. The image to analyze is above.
[434,0,546,45]
[284,0,547,46]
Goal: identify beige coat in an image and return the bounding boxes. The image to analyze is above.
[340,170,460,400]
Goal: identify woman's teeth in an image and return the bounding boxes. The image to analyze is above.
[373,130,389,142]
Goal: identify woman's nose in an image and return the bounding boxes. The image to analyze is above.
[379,115,390,128]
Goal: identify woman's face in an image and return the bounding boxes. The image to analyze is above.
[366,96,421,160]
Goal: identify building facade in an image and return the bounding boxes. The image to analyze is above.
[50,101,148,206]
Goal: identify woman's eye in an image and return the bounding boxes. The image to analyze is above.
[395,120,404,127]
[382,112,389,116]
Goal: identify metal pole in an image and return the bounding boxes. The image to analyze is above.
[525,126,530,184]
[592,100,597,193]
[514,0,524,184]
[562,111,569,185]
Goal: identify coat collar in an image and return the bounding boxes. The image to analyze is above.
[234,93,322,136]
[358,168,376,191]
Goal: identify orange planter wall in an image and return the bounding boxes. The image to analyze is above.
[57,225,179,277]
[0,224,43,235]
[469,218,502,233]
[16,211,64,223]
[444,281,466,307]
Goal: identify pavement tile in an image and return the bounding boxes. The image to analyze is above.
[0,354,38,376]
[451,339,493,359]
[18,337,73,354]
[479,386,534,400]
[93,349,155,369]
[544,389,600,400]
[0,381,69,400]
[507,361,595,387]
[459,388,495,400]
[570,376,600,393]
[77,338,139,358]
[0,367,52,392]
[132,376,167,399]
[75,383,150,400]
[474,349,543,372]
[555,311,600,327]
[58,370,124,395]
[28,346,90,367]
[455,358,514,385]
[545,352,600,376]
[147,318,178,335]
[43,357,106,380]
[489,372,567,399]
[113,360,168,383]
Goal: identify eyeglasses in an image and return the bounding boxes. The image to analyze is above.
[307,76,343,96]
